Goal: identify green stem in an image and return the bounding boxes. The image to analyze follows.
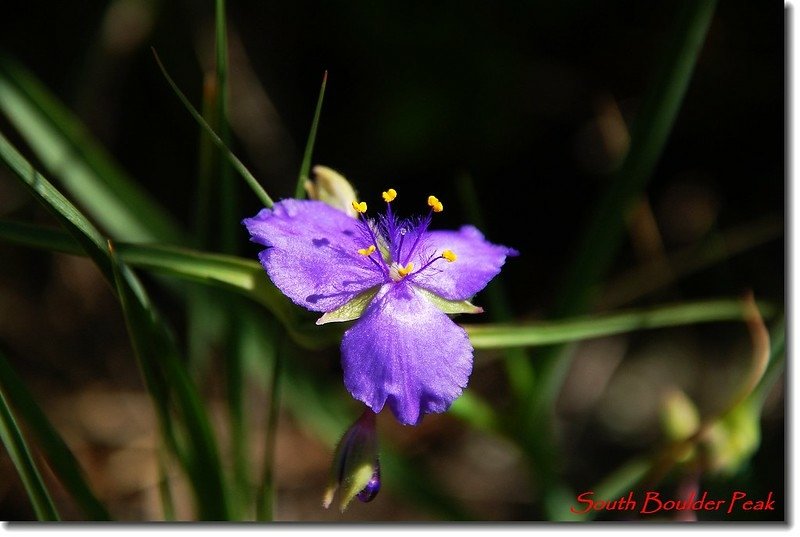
[256,330,285,521]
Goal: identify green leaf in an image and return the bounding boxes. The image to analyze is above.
[108,241,232,520]
[0,129,231,519]
[528,1,719,517]
[295,71,328,199]
[455,172,536,408]
[151,48,274,209]
[0,370,60,521]
[0,218,342,349]
[0,55,183,243]
[464,299,771,349]
[0,353,111,520]
[0,130,111,279]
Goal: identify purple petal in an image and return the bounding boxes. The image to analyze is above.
[409,225,518,301]
[243,200,385,312]
[341,281,473,425]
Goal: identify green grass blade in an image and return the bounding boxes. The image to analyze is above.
[0,130,111,279]
[255,323,283,521]
[0,353,111,520]
[570,457,652,521]
[151,48,274,208]
[464,299,772,349]
[214,0,238,255]
[0,218,333,346]
[527,1,718,516]
[156,446,176,521]
[447,392,502,434]
[108,241,232,520]
[0,55,183,243]
[0,374,60,521]
[0,131,230,519]
[294,71,328,199]
[455,172,536,401]
[212,0,249,519]
[554,0,718,317]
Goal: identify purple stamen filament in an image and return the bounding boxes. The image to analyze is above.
[354,190,452,282]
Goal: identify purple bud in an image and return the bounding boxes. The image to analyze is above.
[356,465,381,503]
[323,409,381,511]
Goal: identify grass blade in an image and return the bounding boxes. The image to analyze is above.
[455,172,536,401]
[554,0,719,317]
[0,55,183,243]
[0,130,111,278]
[1,129,231,519]
[151,48,274,209]
[211,0,250,519]
[464,299,773,349]
[525,0,718,516]
[255,323,283,521]
[0,370,60,521]
[0,353,111,520]
[108,241,232,520]
[294,71,328,199]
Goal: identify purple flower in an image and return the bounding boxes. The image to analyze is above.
[243,188,517,425]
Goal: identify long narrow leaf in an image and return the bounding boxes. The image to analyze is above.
[0,55,183,243]
[108,241,232,520]
[294,71,328,199]
[464,299,773,349]
[0,353,110,520]
[527,1,718,516]
[0,130,231,520]
[212,0,249,519]
[455,173,536,400]
[151,48,274,209]
[0,378,59,521]
[0,131,111,279]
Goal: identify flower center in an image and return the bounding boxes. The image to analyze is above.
[351,189,457,282]
[389,261,414,282]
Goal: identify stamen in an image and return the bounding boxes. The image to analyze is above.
[358,245,376,256]
[382,188,397,203]
[442,249,457,262]
[352,200,368,214]
[397,263,414,277]
[427,195,443,213]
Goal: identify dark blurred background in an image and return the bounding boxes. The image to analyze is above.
[0,0,784,521]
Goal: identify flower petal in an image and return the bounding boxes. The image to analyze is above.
[243,199,386,312]
[341,281,473,425]
[409,225,518,301]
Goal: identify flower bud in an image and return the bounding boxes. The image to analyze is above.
[306,165,359,218]
[703,398,761,476]
[661,388,700,442]
[323,409,380,511]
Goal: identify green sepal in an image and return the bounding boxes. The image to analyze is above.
[417,288,484,315]
[316,287,381,325]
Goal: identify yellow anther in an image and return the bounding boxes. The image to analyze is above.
[397,262,414,277]
[351,200,368,214]
[382,188,397,202]
[442,249,457,262]
[427,195,443,213]
[358,245,376,256]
